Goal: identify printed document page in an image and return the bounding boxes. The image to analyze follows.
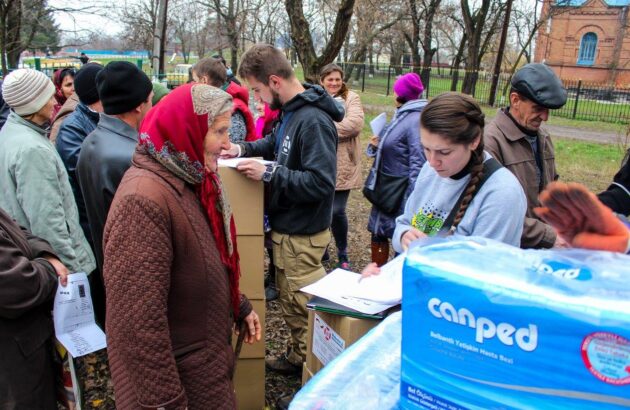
[53,272,106,357]
[301,269,397,315]
[345,253,405,304]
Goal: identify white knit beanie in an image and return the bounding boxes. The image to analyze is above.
[2,69,55,116]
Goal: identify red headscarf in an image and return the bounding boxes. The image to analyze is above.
[51,67,74,120]
[254,103,280,140]
[139,83,242,317]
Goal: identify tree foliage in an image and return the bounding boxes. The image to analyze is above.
[0,0,61,73]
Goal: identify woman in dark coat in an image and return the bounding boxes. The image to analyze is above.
[103,83,261,410]
[365,73,428,265]
[0,207,68,409]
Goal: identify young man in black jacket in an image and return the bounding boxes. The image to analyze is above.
[223,44,344,392]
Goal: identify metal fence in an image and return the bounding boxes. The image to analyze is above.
[14,58,630,124]
[338,62,630,124]
[17,57,192,88]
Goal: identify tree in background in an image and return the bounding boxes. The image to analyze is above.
[285,0,356,82]
[119,0,160,60]
[401,0,442,87]
[0,0,61,73]
[460,0,504,95]
[343,0,402,81]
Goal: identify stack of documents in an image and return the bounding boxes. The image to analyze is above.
[301,254,404,315]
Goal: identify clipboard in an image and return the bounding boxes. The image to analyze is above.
[306,296,397,320]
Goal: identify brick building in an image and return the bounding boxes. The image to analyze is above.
[535,0,630,86]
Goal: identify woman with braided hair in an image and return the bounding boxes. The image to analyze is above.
[391,92,527,253]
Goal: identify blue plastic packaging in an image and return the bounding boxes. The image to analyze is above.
[401,238,630,410]
[291,311,402,410]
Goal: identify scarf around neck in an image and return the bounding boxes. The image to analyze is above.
[138,83,243,317]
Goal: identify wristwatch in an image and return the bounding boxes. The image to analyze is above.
[262,164,275,183]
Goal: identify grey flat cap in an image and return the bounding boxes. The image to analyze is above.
[511,63,567,109]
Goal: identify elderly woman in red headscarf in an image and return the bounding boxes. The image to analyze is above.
[103,83,261,410]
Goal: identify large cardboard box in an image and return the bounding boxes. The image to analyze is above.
[218,166,263,236]
[236,235,265,299]
[234,357,265,410]
[232,299,266,359]
[305,309,381,374]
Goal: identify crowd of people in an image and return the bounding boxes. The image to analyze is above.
[0,43,628,410]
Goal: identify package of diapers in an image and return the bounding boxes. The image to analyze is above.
[401,238,630,410]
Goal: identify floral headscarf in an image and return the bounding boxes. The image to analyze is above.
[139,83,242,317]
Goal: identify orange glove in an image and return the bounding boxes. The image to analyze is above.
[535,182,630,253]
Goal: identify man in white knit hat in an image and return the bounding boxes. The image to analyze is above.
[0,69,95,277]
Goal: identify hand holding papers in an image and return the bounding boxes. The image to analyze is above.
[300,254,405,315]
[218,158,275,168]
[53,272,106,357]
[370,112,387,136]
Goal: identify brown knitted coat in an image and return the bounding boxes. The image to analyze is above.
[103,149,252,410]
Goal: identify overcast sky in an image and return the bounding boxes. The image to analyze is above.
[50,0,122,37]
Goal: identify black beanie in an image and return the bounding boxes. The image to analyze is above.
[74,63,103,105]
[96,61,152,115]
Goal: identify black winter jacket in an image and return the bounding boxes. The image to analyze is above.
[77,114,139,271]
[241,84,344,234]
[598,148,630,216]
[56,103,100,247]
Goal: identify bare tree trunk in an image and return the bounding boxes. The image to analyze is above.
[460,0,492,95]
[159,0,168,76]
[450,34,467,91]
[489,0,512,106]
[285,0,355,82]
[152,0,167,79]
[420,0,442,91]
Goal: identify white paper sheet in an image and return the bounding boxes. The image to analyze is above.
[218,158,275,168]
[301,269,398,315]
[312,313,345,366]
[370,112,387,136]
[53,272,106,357]
[345,253,405,304]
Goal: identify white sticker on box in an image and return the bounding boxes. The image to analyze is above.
[312,313,345,366]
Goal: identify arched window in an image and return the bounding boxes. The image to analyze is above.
[577,32,597,65]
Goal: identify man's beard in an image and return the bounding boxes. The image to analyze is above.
[269,90,283,110]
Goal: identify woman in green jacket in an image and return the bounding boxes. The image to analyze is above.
[0,69,95,275]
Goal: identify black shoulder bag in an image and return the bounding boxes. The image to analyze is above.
[362,170,409,215]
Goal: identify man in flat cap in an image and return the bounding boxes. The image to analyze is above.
[485,63,568,249]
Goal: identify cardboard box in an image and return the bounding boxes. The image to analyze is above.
[218,166,263,236]
[232,298,266,359]
[234,357,265,410]
[305,309,381,374]
[302,361,314,386]
[236,235,265,299]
